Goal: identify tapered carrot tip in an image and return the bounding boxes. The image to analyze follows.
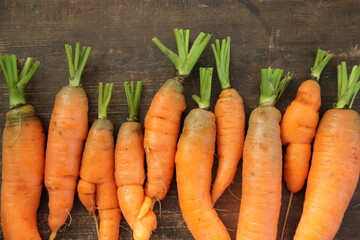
[92,212,99,239]
[49,232,57,240]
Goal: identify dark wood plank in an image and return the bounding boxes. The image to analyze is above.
[0,0,359,239]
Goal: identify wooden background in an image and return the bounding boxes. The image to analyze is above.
[0,0,359,239]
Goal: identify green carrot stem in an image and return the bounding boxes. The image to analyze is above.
[0,54,40,109]
[98,82,114,119]
[310,49,333,81]
[192,67,213,109]
[124,81,142,121]
[335,62,360,109]
[212,37,231,89]
[65,42,91,87]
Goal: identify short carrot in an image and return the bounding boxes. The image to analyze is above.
[45,42,91,240]
[236,68,293,240]
[77,83,120,240]
[211,37,245,204]
[115,81,156,240]
[1,54,44,240]
[144,29,211,202]
[175,68,231,240]
[294,62,360,240]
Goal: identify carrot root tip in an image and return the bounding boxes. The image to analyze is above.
[49,232,57,240]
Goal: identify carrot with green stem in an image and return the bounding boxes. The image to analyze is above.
[211,37,245,204]
[1,54,43,240]
[294,62,360,240]
[115,81,157,240]
[77,82,120,240]
[45,42,91,240]
[144,29,211,202]
[280,49,332,240]
[175,67,231,240]
[236,68,293,240]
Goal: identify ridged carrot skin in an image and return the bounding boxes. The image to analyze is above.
[294,109,360,240]
[236,106,282,240]
[45,86,88,234]
[281,80,321,192]
[77,119,120,240]
[1,105,45,240]
[176,108,231,240]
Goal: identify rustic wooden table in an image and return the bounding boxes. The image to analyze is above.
[0,0,359,239]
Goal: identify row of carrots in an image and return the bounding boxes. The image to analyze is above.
[1,29,359,240]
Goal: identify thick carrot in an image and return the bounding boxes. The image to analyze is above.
[211,37,245,204]
[294,62,360,240]
[45,43,91,240]
[237,68,293,240]
[279,49,332,240]
[176,68,231,240]
[115,81,156,240]
[77,83,120,240]
[0,55,43,240]
[144,29,211,202]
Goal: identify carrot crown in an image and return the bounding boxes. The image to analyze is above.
[124,81,142,121]
[192,67,213,109]
[212,37,231,90]
[259,68,293,107]
[65,42,91,87]
[98,82,114,119]
[335,62,360,109]
[310,49,333,81]
[0,54,40,109]
[152,29,211,78]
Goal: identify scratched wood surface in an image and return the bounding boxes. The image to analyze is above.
[0,0,359,239]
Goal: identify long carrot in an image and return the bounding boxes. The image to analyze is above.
[280,49,332,240]
[45,42,91,240]
[211,37,245,204]
[77,83,120,240]
[115,81,157,240]
[144,29,211,202]
[175,67,231,240]
[0,55,43,240]
[236,68,293,240]
[294,62,360,240]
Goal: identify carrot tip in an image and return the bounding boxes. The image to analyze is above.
[92,212,99,239]
[49,232,57,240]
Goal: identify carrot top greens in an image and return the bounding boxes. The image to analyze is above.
[124,81,142,121]
[152,29,211,79]
[335,62,360,109]
[0,54,40,109]
[98,82,113,119]
[212,37,231,90]
[310,49,333,81]
[259,68,293,107]
[192,67,213,109]
[65,42,91,87]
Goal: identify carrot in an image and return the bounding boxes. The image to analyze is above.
[236,68,293,240]
[144,29,211,202]
[211,37,245,204]
[294,62,360,240]
[115,81,157,240]
[44,42,91,240]
[77,83,120,240]
[0,54,43,240]
[279,49,332,240]
[175,67,231,240]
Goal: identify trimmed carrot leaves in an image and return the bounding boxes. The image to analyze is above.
[310,49,333,81]
[124,81,142,121]
[65,42,91,87]
[212,37,231,90]
[98,82,113,119]
[335,62,360,109]
[192,67,213,109]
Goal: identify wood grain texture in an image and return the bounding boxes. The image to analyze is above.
[0,0,359,239]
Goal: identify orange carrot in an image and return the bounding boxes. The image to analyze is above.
[1,55,43,240]
[144,29,211,202]
[279,49,332,240]
[237,68,293,240]
[115,81,156,240]
[44,43,91,240]
[77,83,120,240]
[176,68,231,240]
[211,37,245,204]
[294,62,360,240]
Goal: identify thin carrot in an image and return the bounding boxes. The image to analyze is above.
[45,42,91,240]
[77,83,120,240]
[280,49,332,240]
[294,62,360,240]
[236,68,293,240]
[0,54,43,240]
[175,68,231,240]
[144,29,211,202]
[211,37,245,204]
[115,81,156,240]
